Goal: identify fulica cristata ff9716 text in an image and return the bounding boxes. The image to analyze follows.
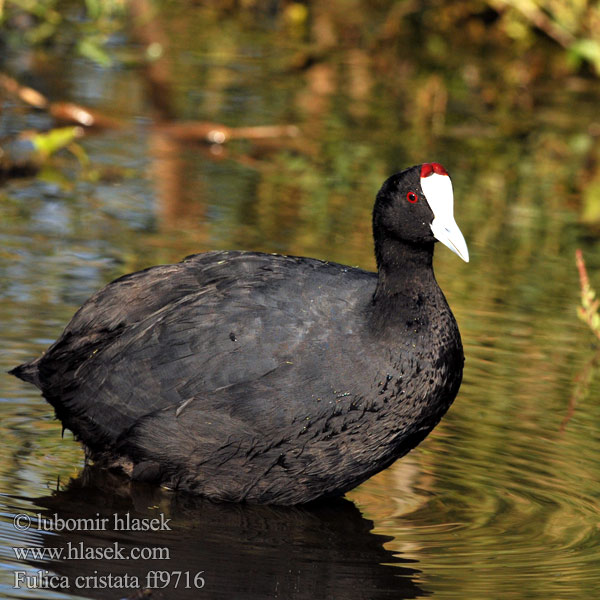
[12,163,469,504]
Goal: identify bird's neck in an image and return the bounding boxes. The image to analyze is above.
[370,236,439,331]
[374,236,436,298]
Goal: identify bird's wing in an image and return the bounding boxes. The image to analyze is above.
[36,251,375,450]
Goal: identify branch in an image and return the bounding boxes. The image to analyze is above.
[157,122,300,144]
[0,72,122,130]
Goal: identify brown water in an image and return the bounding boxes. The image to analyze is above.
[1,4,600,599]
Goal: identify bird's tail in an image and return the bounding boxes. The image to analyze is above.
[9,359,42,388]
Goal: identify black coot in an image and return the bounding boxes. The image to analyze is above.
[11,163,469,505]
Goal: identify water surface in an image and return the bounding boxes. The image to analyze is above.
[1,4,600,599]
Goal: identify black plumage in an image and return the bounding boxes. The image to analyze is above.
[11,163,468,504]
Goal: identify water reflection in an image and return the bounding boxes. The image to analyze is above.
[4,468,424,600]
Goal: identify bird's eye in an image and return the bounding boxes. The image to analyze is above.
[406,192,418,203]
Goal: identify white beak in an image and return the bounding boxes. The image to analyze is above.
[420,172,469,262]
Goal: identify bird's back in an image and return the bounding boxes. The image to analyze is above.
[15,252,379,455]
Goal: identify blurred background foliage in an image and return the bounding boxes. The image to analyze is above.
[1,0,600,225]
[1,1,600,599]
[3,0,600,71]
[0,0,125,66]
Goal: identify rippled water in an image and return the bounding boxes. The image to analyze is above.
[2,5,600,599]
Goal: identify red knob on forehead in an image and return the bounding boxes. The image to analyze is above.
[432,162,448,175]
[420,162,448,178]
[420,163,433,178]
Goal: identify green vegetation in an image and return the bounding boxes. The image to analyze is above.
[1,1,599,223]
[0,0,125,65]
[2,1,600,71]
[576,248,600,340]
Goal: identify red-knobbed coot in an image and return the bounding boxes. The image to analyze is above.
[11,163,469,504]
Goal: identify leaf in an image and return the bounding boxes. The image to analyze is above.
[31,127,83,158]
[67,142,90,167]
[576,249,600,339]
[77,38,112,67]
[569,39,600,73]
[570,39,600,63]
[581,178,600,225]
[85,0,102,20]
